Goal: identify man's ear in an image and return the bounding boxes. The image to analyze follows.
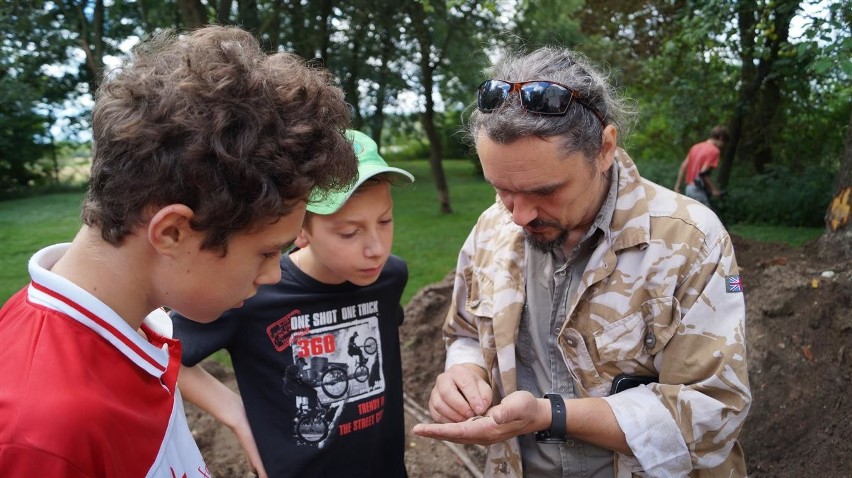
[598,124,618,172]
[147,204,195,256]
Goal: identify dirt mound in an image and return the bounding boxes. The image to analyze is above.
[186,235,852,477]
[733,236,851,477]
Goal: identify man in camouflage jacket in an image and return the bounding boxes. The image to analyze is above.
[413,47,750,478]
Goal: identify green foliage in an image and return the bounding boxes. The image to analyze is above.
[630,148,836,231]
[771,77,850,170]
[717,163,836,227]
[411,0,500,108]
[382,138,431,163]
[2,0,848,216]
[379,110,473,163]
[378,114,431,162]
[508,0,584,50]
[0,79,50,191]
[621,3,740,163]
[440,109,476,160]
[631,157,679,189]
[769,0,852,170]
[1,2,75,192]
[609,0,849,197]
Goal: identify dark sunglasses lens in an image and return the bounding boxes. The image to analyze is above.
[520,82,571,114]
[478,80,511,112]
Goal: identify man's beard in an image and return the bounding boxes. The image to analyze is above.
[523,219,569,253]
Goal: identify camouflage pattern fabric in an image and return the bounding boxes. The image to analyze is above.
[443,149,750,477]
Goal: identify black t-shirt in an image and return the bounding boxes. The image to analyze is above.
[172,254,408,478]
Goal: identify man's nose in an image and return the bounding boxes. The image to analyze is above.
[510,195,537,227]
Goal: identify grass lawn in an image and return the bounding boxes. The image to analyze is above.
[0,160,825,304]
[727,223,824,248]
[0,192,86,302]
[391,159,495,304]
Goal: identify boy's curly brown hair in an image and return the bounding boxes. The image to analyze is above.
[83,26,357,252]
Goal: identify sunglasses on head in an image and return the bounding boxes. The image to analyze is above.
[477,79,606,126]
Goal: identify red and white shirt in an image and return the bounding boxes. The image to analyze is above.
[0,244,208,478]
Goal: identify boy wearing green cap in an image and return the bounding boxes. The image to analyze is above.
[171,130,414,478]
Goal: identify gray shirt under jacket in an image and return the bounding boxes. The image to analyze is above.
[516,161,619,478]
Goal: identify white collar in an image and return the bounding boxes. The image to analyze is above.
[26,243,172,379]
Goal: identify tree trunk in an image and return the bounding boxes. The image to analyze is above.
[409,1,452,214]
[750,71,781,174]
[749,0,797,173]
[177,0,207,28]
[718,0,758,189]
[284,0,310,59]
[59,0,106,94]
[371,24,396,153]
[258,1,284,50]
[819,109,852,261]
[237,0,259,32]
[49,128,59,185]
[371,86,388,153]
[719,0,799,186]
[421,106,452,214]
[216,0,233,25]
[343,36,364,131]
[317,0,333,62]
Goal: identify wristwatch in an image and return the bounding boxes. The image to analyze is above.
[534,393,567,443]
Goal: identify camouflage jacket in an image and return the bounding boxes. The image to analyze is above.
[443,150,751,477]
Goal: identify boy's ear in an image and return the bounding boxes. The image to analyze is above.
[294,229,310,249]
[147,204,196,255]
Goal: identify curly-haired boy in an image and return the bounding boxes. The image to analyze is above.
[0,25,357,478]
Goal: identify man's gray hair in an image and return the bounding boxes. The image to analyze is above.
[466,46,636,162]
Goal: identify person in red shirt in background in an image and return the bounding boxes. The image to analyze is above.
[674,125,730,207]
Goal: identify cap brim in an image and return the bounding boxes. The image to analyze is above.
[306,164,414,215]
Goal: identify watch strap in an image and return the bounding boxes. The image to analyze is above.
[534,393,567,443]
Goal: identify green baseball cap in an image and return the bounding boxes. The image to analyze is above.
[306,130,414,215]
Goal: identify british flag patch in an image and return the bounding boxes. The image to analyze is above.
[726,275,743,293]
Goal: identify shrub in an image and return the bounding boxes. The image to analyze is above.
[717,163,835,227]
